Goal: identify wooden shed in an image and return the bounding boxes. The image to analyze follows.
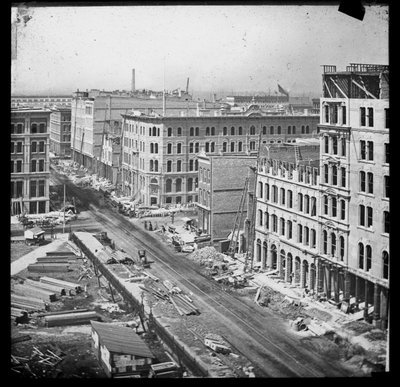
[91,321,155,378]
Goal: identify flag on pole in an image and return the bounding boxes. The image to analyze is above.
[278,84,289,96]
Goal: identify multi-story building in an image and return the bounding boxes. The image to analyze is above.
[120,112,319,206]
[70,90,219,182]
[197,152,257,244]
[49,107,72,157]
[254,142,320,289]
[11,108,51,215]
[11,96,72,109]
[318,63,389,328]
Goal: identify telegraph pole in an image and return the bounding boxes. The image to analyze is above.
[62,184,66,233]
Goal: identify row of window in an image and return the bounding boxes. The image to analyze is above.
[11,123,47,134]
[10,179,45,198]
[165,124,311,137]
[199,188,210,207]
[323,136,346,156]
[263,162,319,185]
[358,247,389,279]
[166,159,199,172]
[358,205,389,234]
[322,230,345,260]
[11,159,47,173]
[11,141,46,154]
[322,195,346,220]
[323,104,347,126]
[199,168,211,184]
[323,165,346,187]
[258,211,317,248]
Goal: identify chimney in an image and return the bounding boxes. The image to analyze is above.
[131,68,135,93]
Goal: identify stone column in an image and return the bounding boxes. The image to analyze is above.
[285,256,290,282]
[326,264,331,299]
[261,245,267,270]
[355,276,359,307]
[380,288,388,330]
[334,267,340,303]
[373,283,381,328]
[343,271,351,302]
[300,261,305,288]
[317,260,324,293]
[364,279,369,321]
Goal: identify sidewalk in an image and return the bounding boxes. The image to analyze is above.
[11,233,71,276]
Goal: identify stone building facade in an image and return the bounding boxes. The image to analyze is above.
[11,108,51,215]
[120,113,319,207]
[49,107,72,157]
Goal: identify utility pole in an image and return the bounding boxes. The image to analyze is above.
[62,183,66,234]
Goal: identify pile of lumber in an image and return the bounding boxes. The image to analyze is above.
[43,310,100,327]
[40,276,82,294]
[170,294,200,316]
[11,307,29,324]
[11,294,48,311]
[28,263,70,273]
[23,278,66,296]
[13,283,57,302]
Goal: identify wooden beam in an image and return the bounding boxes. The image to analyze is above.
[351,79,377,99]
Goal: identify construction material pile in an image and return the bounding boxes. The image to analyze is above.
[28,249,81,273]
[187,246,227,267]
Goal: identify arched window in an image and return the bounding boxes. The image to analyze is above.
[259,181,263,198]
[189,143,194,153]
[148,127,152,136]
[177,160,182,172]
[304,226,309,245]
[324,136,329,153]
[190,127,194,136]
[262,126,267,135]
[167,127,172,137]
[339,236,345,261]
[292,125,296,134]
[154,160,158,172]
[223,127,228,136]
[152,126,157,136]
[195,142,199,153]
[304,195,310,213]
[277,126,281,134]
[383,251,389,279]
[305,125,309,134]
[150,160,154,171]
[205,127,210,136]
[288,125,292,134]
[331,233,336,256]
[298,193,303,211]
[358,243,364,269]
[211,127,215,135]
[265,183,270,201]
[176,178,182,192]
[280,188,285,205]
[301,125,305,134]
[272,215,278,232]
[177,127,182,136]
[189,159,194,171]
[250,141,256,150]
[238,142,242,152]
[341,137,346,156]
[311,197,316,216]
[222,142,227,152]
[298,224,303,243]
[195,127,199,136]
[270,126,274,135]
[231,127,235,135]
[250,125,256,135]
[238,126,243,135]
[194,159,198,170]
[166,179,172,192]
[287,220,292,239]
[332,136,338,154]
[155,143,159,153]
[256,239,262,262]
[205,142,210,153]
[230,142,235,152]
[177,143,182,154]
[323,230,328,254]
[341,167,346,187]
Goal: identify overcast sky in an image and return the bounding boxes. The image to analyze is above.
[11,4,388,97]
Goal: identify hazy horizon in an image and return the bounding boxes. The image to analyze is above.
[11,5,388,97]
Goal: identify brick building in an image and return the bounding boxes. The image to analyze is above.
[11,108,51,215]
[11,95,71,109]
[197,152,257,243]
[318,63,389,327]
[254,142,320,289]
[49,106,72,157]
[120,112,319,206]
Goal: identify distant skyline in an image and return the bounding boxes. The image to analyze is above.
[11,4,388,97]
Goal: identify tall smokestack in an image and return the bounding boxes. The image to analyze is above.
[131,68,135,93]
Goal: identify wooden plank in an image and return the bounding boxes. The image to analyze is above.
[13,284,57,302]
[28,263,70,273]
[23,278,66,295]
[40,276,82,292]
[37,309,90,317]
[11,335,32,344]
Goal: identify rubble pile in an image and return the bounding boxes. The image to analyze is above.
[187,247,227,266]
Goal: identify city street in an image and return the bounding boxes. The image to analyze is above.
[51,170,357,377]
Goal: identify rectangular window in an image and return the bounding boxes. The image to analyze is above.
[368,107,374,127]
[39,159,45,172]
[341,167,346,187]
[360,172,366,192]
[385,108,389,129]
[332,137,338,155]
[298,193,303,212]
[16,142,23,153]
[384,143,389,164]
[384,175,389,198]
[341,200,346,220]
[280,188,285,205]
[367,173,373,194]
[341,138,346,157]
[39,141,45,153]
[298,225,303,243]
[324,105,329,123]
[16,181,23,197]
[30,180,37,197]
[332,105,338,124]
[367,141,374,161]
[342,106,346,125]
[16,160,22,173]
[311,229,316,248]
[332,198,337,218]
[31,160,37,172]
[288,190,292,208]
[359,205,365,226]
[287,221,292,239]
[360,107,366,126]
[324,196,328,215]
[272,216,277,233]
[29,201,37,214]
[304,227,309,245]
[384,211,390,234]
[367,206,373,227]
[360,140,366,160]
